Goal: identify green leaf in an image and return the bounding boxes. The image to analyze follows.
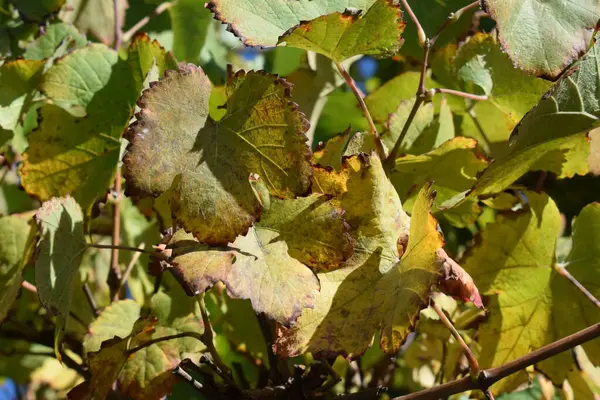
[60,0,127,45]
[464,35,600,200]
[124,65,312,245]
[34,196,86,327]
[206,0,378,47]
[313,127,352,170]
[10,0,65,22]
[275,154,444,356]
[390,137,488,227]
[23,23,87,60]
[267,46,305,76]
[278,0,404,63]
[431,34,551,152]
[169,0,212,63]
[463,193,600,393]
[0,215,31,324]
[482,0,600,79]
[0,59,45,130]
[167,189,347,325]
[84,293,204,400]
[21,37,176,212]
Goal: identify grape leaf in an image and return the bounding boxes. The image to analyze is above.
[34,196,86,329]
[0,59,45,130]
[0,215,31,324]
[313,127,353,170]
[21,36,176,212]
[482,0,600,79]
[169,0,212,63]
[60,0,128,45]
[463,192,600,393]
[275,154,444,357]
[278,0,404,63]
[84,293,204,400]
[168,187,349,325]
[10,0,65,22]
[206,0,378,47]
[23,23,87,60]
[390,137,488,227]
[466,35,600,200]
[124,65,312,245]
[431,34,551,152]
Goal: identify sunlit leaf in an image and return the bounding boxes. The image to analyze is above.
[34,196,86,329]
[278,0,404,63]
[21,37,176,212]
[124,65,312,245]
[0,59,44,130]
[23,23,87,60]
[0,215,31,324]
[482,0,600,79]
[275,154,443,356]
[463,192,600,393]
[206,0,378,47]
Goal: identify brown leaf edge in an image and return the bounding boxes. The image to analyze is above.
[437,248,484,308]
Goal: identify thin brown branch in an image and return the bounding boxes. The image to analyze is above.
[557,265,600,309]
[399,0,426,47]
[335,62,378,138]
[392,322,600,399]
[197,294,233,379]
[87,243,170,262]
[258,313,284,384]
[127,332,203,354]
[122,2,174,42]
[82,281,99,316]
[431,1,480,43]
[113,0,122,49]
[433,87,488,101]
[467,107,492,154]
[200,354,238,388]
[107,170,122,300]
[173,364,205,391]
[113,242,145,302]
[431,299,480,376]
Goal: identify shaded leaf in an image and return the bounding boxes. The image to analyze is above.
[482,0,600,79]
[23,23,87,60]
[0,215,31,324]
[124,65,311,245]
[275,154,443,357]
[34,197,86,327]
[463,192,600,393]
[0,59,45,130]
[60,0,128,45]
[207,0,378,47]
[21,37,176,212]
[278,0,404,63]
[390,137,488,227]
[169,0,212,63]
[10,0,65,22]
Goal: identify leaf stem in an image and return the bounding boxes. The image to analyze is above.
[197,293,233,379]
[82,280,100,316]
[127,332,204,354]
[173,364,205,392]
[107,170,123,300]
[431,299,480,377]
[87,243,170,261]
[431,1,480,43]
[556,264,600,309]
[335,61,378,138]
[113,242,145,302]
[122,2,174,43]
[386,96,424,163]
[399,0,426,48]
[113,0,122,49]
[391,322,600,399]
[433,88,488,101]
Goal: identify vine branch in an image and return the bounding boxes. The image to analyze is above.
[122,2,174,43]
[335,62,378,137]
[556,264,600,309]
[87,243,170,262]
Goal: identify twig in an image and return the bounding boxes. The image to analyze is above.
[335,62,378,137]
[338,386,388,399]
[113,0,122,49]
[399,0,426,47]
[433,87,488,101]
[431,299,480,377]
[113,242,145,302]
[21,280,37,293]
[468,107,492,154]
[87,243,170,262]
[122,2,174,42]
[107,170,123,300]
[82,281,99,316]
[197,294,233,379]
[200,354,239,389]
[392,322,600,399]
[257,313,283,384]
[483,389,496,400]
[556,265,600,309]
[173,364,205,391]
[127,332,204,354]
[431,1,480,42]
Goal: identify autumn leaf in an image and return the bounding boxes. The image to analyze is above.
[124,64,312,245]
[463,191,600,393]
[278,0,404,63]
[275,154,444,357]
